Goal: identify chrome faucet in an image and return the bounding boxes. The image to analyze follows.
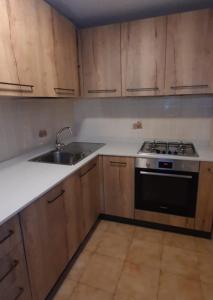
[56,126,72,151]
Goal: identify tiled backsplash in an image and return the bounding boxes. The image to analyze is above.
[73,96,213,144]
[0,96,213,162]
[0,98,73,162]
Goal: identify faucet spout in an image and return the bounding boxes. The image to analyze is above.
[56,126,72,151]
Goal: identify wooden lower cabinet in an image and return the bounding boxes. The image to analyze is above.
[103,156,134,218]
[20,184,69,300]
[80,158,101,238]
[195,162,213,232]
[63,173,84,258]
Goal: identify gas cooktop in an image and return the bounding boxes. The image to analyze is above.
[138,140,199,157]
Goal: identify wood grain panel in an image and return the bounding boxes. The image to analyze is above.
[52,9,79,97]
[165,9,213,95]
[195,162,213,232]
[79,24,122,97]
[135,209,195,229]
[63,172,84,258]
[20,184,68,300]
[103,156,134,218]
[0,215,21,258]
[121,17,166,96]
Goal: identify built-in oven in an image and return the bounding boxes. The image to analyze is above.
[135,158,200,217]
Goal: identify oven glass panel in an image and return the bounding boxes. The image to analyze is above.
[135,168,198,217]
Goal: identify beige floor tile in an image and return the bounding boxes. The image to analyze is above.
[134,226,164,244]
[68,250,93,281]
[84,229,105,252]
[115,262,160,300]
[158,272,204,300]
[80,253,124,293]
[161,245,200,280]
[201,282,213,300]
[198,253,213,284]
[96,220,111,233]
[70,283,113,300]
[54,279,77,300]
[127,239,162,269]
[195,237,213,255]
[96,232,130,260]
[106,222,135,239]
[163,232,196,251]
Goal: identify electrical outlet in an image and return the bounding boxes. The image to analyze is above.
[132,121,143,129]
[39,129,47,138]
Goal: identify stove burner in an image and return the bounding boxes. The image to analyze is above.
[139,141,198,157]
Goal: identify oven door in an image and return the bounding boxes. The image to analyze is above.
[135,168,199,217]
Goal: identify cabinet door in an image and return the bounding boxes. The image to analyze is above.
[103,156,134,218]
[165,9,213,95]
[195,162,213,232]
[52,9,79,98]
[20,184,68,300]
[63,173,84,259]
[79,24,121,97]
[121,17,166,96]
[80,158,100,237]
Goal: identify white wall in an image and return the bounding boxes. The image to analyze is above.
[73,96,213,144]
[0,98,73,162]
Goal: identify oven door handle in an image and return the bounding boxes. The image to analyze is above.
[139,171,192,179]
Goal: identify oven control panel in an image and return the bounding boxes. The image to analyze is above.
[135,157,200,173]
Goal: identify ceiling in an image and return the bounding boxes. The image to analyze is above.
[47,0,213,28]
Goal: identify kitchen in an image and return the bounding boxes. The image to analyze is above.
[1,0,213,300]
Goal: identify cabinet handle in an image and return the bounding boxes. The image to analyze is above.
[0,229,14,244]
[80,163,97,177]
[0,260,19,283]
[0,82,34,92]
[208,168,213,173]
[54,88,75,95]
[14,287,24,300]
[170,85,208,90]
[47,190,65,204]
[126,87,159,92]
[110,161,127,167]
[88,89,117,93]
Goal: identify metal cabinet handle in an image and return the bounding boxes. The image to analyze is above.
[47,190,65,204]
[126,87,159,92]
[80,163,97,177]
[0,229,14,244]
[139,171,192,179]
[0,82,34,92]
[54,88,75,95]
[0,260,19,283]
[14,287,24,300]
[110,161,127,167]
[88,89,117,93]
[170,85,208,90]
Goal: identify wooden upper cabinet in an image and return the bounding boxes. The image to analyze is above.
[165,9,213,95]
[121,17,167,96]
[195,162,213,232]
[103,156,134,218]
[79,24,122,97]
[52,9,79,98]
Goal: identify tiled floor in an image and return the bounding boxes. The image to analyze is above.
[54,221,213,300]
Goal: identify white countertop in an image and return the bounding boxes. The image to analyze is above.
[0,140,213,226]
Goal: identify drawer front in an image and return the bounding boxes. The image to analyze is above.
[0,243,31,300]
[0,216,22,258]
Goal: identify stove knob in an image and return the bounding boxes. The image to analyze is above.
[156,149,160,154]
[174,151,178,155]
[168,150,172,154]
[162,150,166,154]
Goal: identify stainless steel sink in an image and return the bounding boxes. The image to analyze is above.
[30,142,105,165]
